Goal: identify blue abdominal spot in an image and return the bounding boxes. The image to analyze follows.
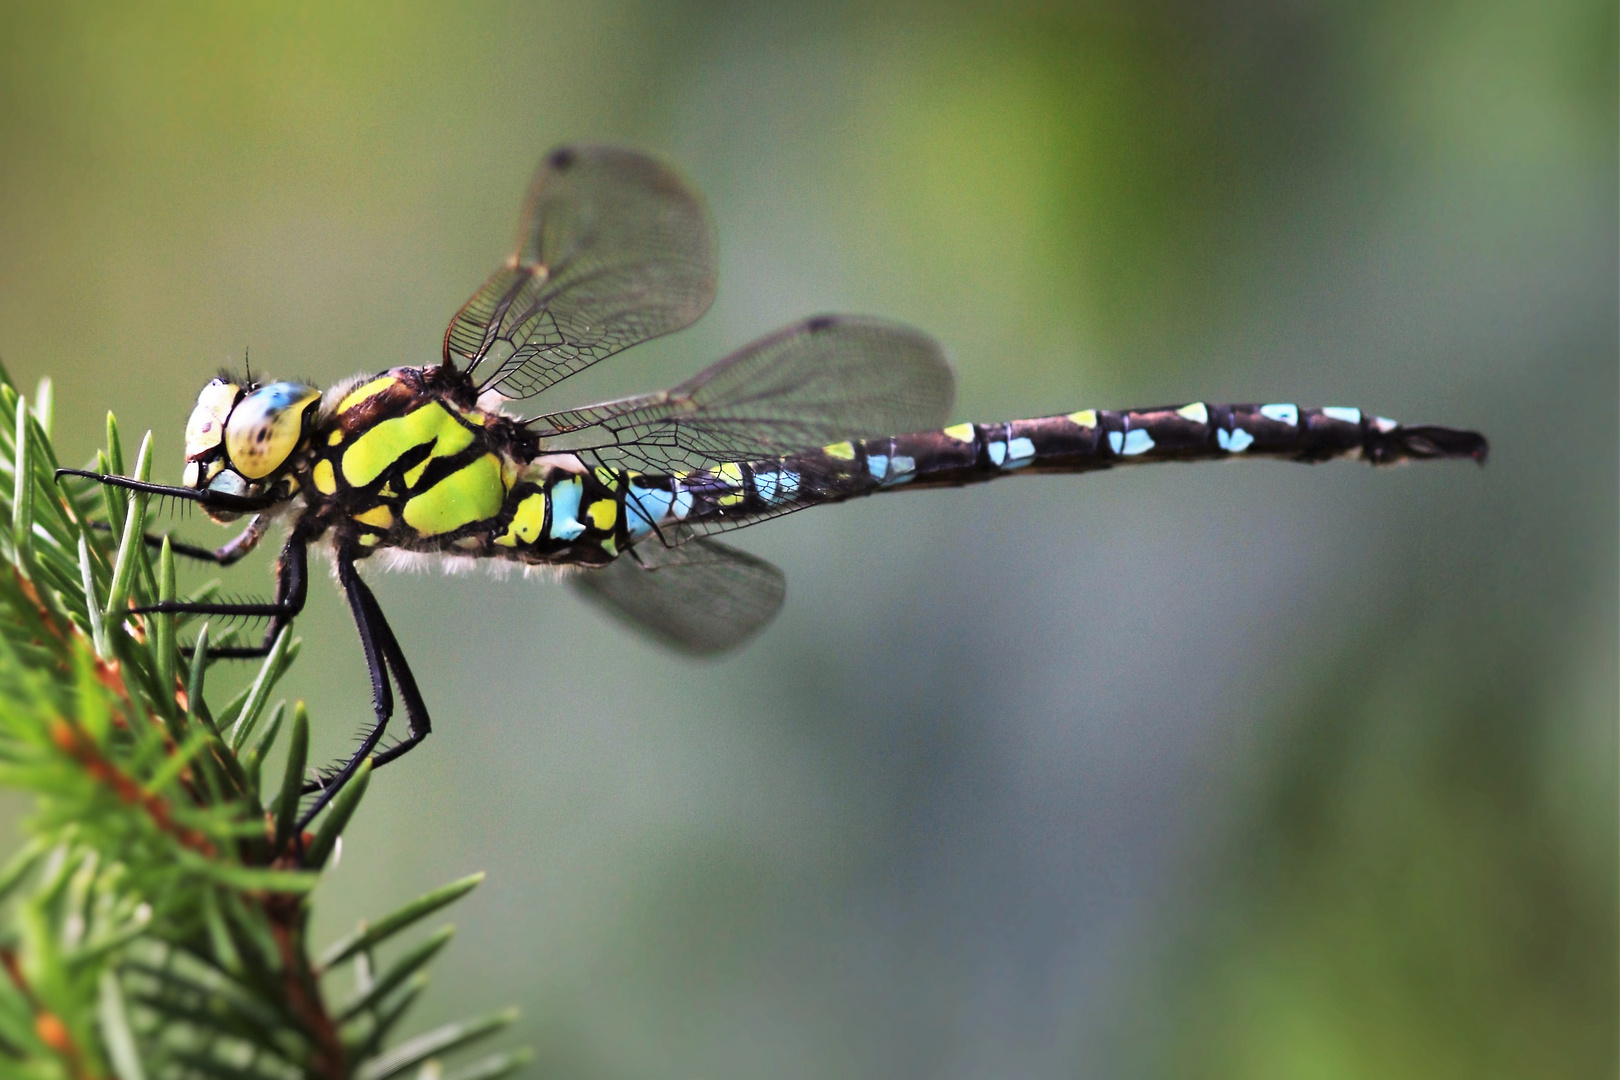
[627,483,674,536]
[549,478,585,541]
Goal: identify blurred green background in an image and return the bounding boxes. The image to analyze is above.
[0,2,1613,1076]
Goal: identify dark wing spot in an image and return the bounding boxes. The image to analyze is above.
[806,315,838,333]
[548,147,576,171]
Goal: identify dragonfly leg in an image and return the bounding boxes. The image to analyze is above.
[296,554,420,831]
[362,581,432,772]
[138,537,309,661]
[86,514,268,566]
[55,468,276,516]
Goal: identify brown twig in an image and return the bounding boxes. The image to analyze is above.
[265,893,347,1079]
[12,569,68,646]
[48,717,216,857]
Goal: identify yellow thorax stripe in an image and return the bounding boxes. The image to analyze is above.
[337,375,399,415]
[343,402,476,488]
[312,459,337,495]
[354,505,394,529]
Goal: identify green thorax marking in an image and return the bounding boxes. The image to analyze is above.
[313,368,518,545]
[400,453,506,537]
[342,401,476,487]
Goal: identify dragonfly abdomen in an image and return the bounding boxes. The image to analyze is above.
[612,401,1486,548]
[873,402,1488,488]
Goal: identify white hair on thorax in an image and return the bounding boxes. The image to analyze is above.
[317,372,376,425]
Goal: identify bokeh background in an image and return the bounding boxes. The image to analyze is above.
[0,2,1614,1077]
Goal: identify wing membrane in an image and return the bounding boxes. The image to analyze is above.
[532,315,956,475]
[447,145,717,399]
[571,538,785,655]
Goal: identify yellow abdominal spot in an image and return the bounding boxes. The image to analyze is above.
[402,454,504,536]
[1068,410,1097,429]
[943,423,975,443]
[337,375,399,415]
[354,505,394,529]
[495,492,548,547]
[711,461,747,505]
[327,431,343,446]
[343,402,475,488]
[312,459,337,495]
[593,467,620,490]
[822,441,855,460]
[586,499,617,531]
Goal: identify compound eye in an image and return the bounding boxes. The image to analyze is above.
[224,382,321,480]
[185,379,239,461]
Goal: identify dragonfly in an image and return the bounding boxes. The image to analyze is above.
[59,146,1488,826]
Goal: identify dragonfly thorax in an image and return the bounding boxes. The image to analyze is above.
[298,365,550,558]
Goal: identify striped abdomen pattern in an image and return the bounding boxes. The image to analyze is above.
[607,401,1488,544]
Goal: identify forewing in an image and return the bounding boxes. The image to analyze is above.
[531,315,956,475]
[570,539,786,656]
[446,146,717,399]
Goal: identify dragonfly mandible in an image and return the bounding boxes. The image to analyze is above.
[60,146,1488,826]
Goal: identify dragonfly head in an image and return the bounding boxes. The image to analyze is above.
[182,376,322,521]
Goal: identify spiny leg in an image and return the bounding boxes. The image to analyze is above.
[295,555,408,831]
[65,468,281,654]
[359,579,432,771]
[88,513,270,567]
[135,536,308,661]
[55,468,276,516]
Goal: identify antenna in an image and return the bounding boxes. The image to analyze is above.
[243,345,253,386]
